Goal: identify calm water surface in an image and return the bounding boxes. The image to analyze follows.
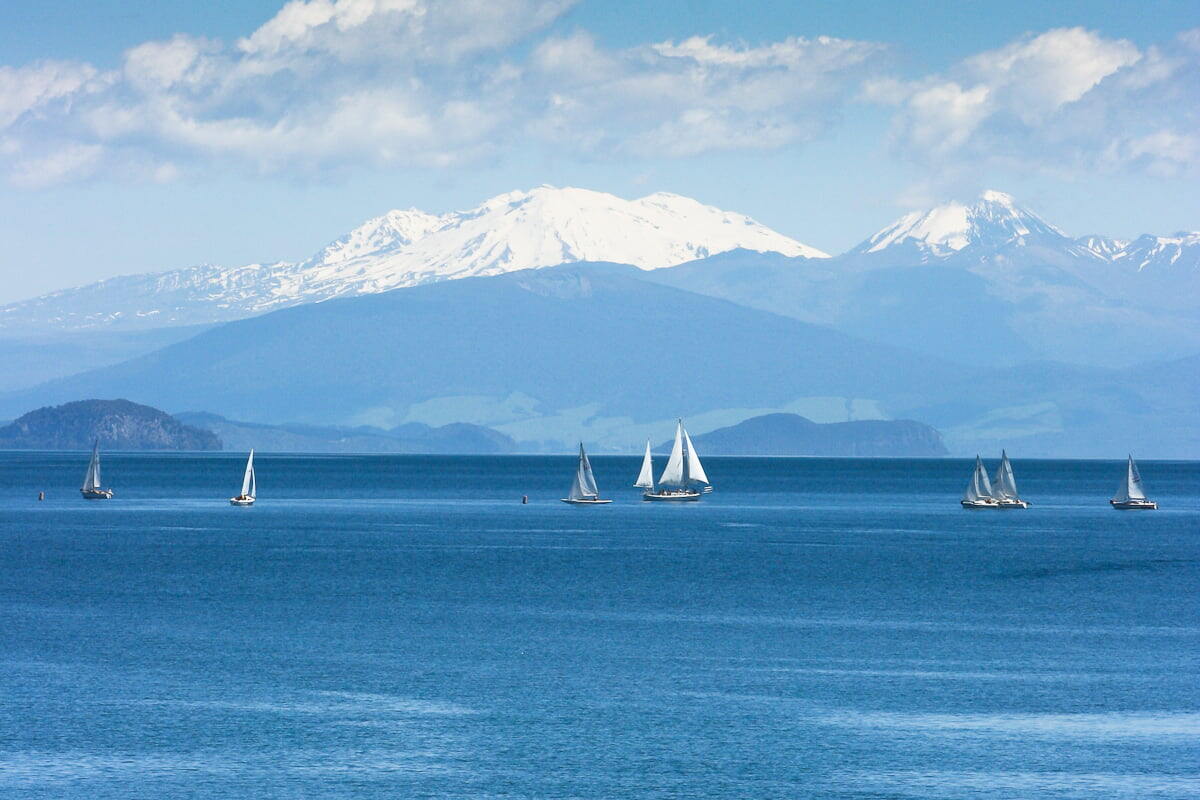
[1,453,1198,799]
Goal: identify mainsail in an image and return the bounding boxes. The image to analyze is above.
[1113,455,1146,502]
[634,440,655,488]
[658,421,688,487]
[241,450,256,498]
[992,450,1019,500]
[82,439,101,491]
[568,443,599,500]
[657,420,709,489]
[963,455,994,502]
[683,429,709,486]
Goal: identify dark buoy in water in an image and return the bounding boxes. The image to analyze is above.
[521,495,528,505]
[38,491,45,501]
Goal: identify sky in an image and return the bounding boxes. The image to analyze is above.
[0,0,1197,304]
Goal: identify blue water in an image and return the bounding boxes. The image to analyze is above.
[1,453,1198,799]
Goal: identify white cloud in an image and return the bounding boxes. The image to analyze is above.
[961,27,1140,121]
[0,7,1194,188]
[878,27,1200,178]
[0,4,884,184]
[9,142,103,188]
[528,31,882,157]
[0,0,555,183]
[0,60,100,128]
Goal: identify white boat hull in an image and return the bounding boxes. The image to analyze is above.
[229,496,255,506]
[644,489,701,502]
[996,499,1029,509]
[81,488,113,500]
[961,499,999,509]
[1111,499,1156,510]
[561,498,612,505]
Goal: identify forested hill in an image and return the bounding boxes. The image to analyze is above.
[0,399,221,450]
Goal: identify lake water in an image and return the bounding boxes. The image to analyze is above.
[1,453,1198,799]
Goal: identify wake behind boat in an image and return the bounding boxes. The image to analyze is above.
[80,439,113,499]
[644,420,711,501]
[961,455,998,508]
[230,449,256,506]
[562,443,612,505]
[1111,455,1157,509]
[991,450,1029,508]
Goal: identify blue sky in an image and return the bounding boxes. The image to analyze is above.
[1,0,1197,303]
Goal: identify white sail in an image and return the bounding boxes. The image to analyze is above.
[992,450,1019,500]
[580,444,599,497]
[1114,455,1146,502]
[241,450,255,498]
[569,443,599,500]
[683,429,709,486]
[963,456,993,502]
[82,440,101,491]
[634,440,655,488]
[658,420,687,487]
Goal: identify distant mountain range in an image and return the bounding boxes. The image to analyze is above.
[0,186,820,333]
[1,186,1194,372]
[0,264,948,451]
[0,399,220,450]
[1,263,1195,457]
[688,414,948,457]
[0,186,1194,458]
[175,412,517,454]
[649,191,1199,365]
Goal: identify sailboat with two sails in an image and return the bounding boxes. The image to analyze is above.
[990,450,1028,508]
[80,439,114,499]
[961,455,998,508]
[643,420,711,501]
[1111,455,1156,510]
[230,450,256,506]
[562,443,611,505]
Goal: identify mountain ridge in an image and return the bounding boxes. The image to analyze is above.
[3,186,1193,337]
[686,413,949,457]
[0,186,822,333]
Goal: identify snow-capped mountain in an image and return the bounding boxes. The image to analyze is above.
[659,190,1199,367]
[0,186,824,332]
[1112,232,1200,272]
[851,190,1071,258]
[853,190,1200,277]
[1075,234,1130,261]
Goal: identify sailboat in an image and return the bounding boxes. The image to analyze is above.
[990,450,1029,508]
[229,450,256,506]
[634,440,655,489]
[1111,455,1156,510]
[643,419,711,501]
[80,439,114,499]
[961,455,999,508]
[562,443,612,505]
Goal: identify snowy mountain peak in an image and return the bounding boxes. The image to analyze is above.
[1075,234,1130,261]
[1116,231,1200,271]
[0,186,825,332]
[857,190,1067,257]
[308,208,445,266]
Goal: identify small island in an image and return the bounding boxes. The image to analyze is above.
[0,399,221,450]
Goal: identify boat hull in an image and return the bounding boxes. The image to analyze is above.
[996,499,1029,509]
[1111,499,1157,510]
[561,498,613,505]
[81,489,113,500]
[644,490,702,502]
[961,499,999,509]
[229,496,255,506]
